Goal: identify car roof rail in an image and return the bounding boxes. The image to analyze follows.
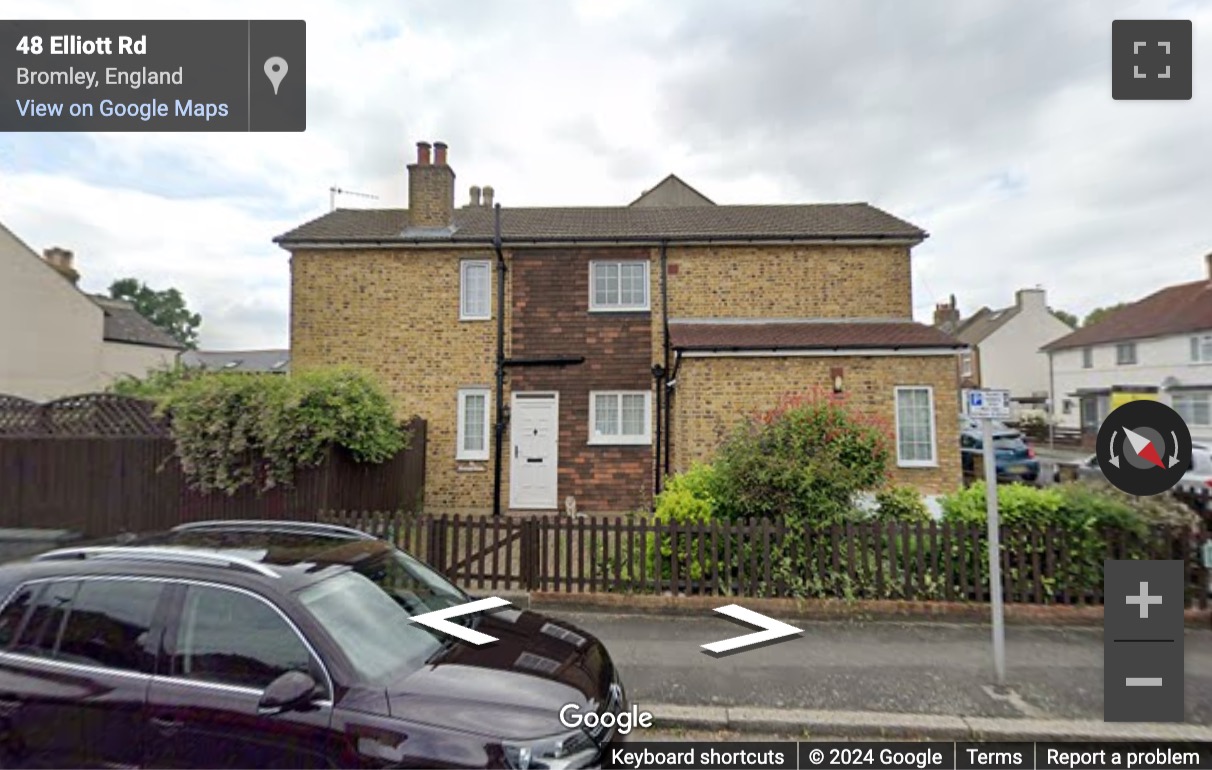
[32,546,280,578]
[170,519,376,541]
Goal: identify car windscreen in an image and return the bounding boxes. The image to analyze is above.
[300,570,444,681]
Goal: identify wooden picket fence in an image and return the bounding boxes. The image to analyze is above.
[322,511,1211,608]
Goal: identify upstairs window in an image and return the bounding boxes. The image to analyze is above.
[1115,342,1137,365]
[1191,335,1212,363]
[590,261,649,311]
[1081,347,1093,369]
[460,260,491,320]
[959,350,974,378]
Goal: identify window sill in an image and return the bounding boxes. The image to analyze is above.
[459,316,491,323]
[588,307,651,314]
[897,461,938,469]
[588,437,651,447]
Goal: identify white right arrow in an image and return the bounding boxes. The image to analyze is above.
[702,604,802,654]
[410,596,511,645]
[1169,430,1182,468]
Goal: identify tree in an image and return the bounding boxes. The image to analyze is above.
[1051,308,1079,329]
[109,278,202,349]
[1082,302,1129,328]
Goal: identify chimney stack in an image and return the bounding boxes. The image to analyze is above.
[42,247,79,284]
[933,294,960,331]
[407,139,455,229]
[483,185,494,208]
[1205,252,1212,280]
[469,185,481,207]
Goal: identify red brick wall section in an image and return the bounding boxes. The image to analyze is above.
[510,248,654,513]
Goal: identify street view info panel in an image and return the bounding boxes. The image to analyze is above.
[0,2,1209,769]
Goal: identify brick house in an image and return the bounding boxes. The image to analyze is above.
[277,141,963,515]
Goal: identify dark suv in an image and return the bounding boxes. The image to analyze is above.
[0,520,625,768]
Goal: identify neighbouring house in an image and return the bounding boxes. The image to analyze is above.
[277,140,964,515]
[1044,253,1212,444]
[933,288,1075,417]
[181,349,290,373]
[0,222,184,401]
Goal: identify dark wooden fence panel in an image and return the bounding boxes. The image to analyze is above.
[328,512,1212,609]
[0,418,426,535]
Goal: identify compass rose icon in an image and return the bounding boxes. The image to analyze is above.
[1096,400,1192,496]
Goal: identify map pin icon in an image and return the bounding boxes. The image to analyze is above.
[264,56,288,95]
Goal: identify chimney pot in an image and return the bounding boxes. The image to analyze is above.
[416,141,432,165]
[483,185,494,207]
[433,141,448,166]
[469,185,481,206]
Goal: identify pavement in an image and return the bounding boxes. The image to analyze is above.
[546,611,1212,739]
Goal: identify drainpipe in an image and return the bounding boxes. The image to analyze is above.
[652,364,665,496]
[1047,350,1055,451]
[665,349,682,478]
[492,203,507,517]
[660,241,673,480]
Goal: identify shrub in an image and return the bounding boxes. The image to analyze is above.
[873,485,932,523]
[712,391,892,528]
[643,465,724,585]
[144,367,408,495]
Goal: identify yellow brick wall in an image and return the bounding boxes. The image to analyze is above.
[671,355,961,494]
[665,244,912,320]
[290,248,510,514]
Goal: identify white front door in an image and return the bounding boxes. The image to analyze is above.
[509,392,560,510]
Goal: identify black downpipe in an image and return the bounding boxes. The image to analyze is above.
[652,364,664,496]
[660,241,672,478]
[491,203,507,517]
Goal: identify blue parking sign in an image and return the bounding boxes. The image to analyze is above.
[970,392,983,408]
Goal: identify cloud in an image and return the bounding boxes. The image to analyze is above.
[1,0,1209,355]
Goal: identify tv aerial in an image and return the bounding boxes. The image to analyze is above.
[329,186,379,211]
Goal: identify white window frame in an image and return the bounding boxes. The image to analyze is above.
[588,390,652,445]
[456,388,491,461]
[893,386,937,468]
[588,260,650,312]
[459,260,492,321]
[1172,391,1212,427]
[1115,342,1137,366]
[959,350,973,378]
[1191,334,1212,363]
[1081,347,1093,369]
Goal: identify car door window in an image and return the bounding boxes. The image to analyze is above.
[172,585,314,691]
[55,580,161,672]
[15,580,79,657]
[0,585,36,649]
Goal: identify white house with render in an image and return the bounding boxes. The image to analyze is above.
[934,287,1075,416]
[1043,253,1212,444]
[0,221,184,401]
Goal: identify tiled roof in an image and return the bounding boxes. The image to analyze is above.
[953,306,1020,344]
[274,203,925,245]
[1042,279,1212,351]
[181,349,290,372]
[669,320,963,351]
[92,296,185,350]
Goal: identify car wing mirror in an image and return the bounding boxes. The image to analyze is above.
[258,671,320,715]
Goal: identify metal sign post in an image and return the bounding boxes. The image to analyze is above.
[967,389,1010,687]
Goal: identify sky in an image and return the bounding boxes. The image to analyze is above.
[2,0,1209,349]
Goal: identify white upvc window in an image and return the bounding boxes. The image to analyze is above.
[894,386,937,467]
[589,391,651,445]
[1172,391,1212,427]
[1191,334,1212,363]
[1116,342,1137,365]
[1081,347,1093,369]
[460,260,491,321]
[589,261,649,312]
[457,388,490,460]
[959,350,974,378]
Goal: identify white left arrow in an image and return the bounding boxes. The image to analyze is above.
[410,596,512,645]
[702,604,802,654]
